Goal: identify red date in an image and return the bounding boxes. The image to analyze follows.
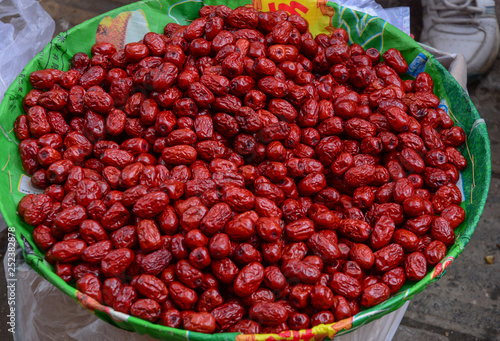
[16,5,469,333]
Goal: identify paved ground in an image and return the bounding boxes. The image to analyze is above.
[0,0,498,340]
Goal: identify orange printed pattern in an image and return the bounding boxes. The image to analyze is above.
[96,12,133,48]
[96,10,150,49]
[249,0,335,35]
[430,256,454,280]
[76,291,107,312]
[76,291,131,323]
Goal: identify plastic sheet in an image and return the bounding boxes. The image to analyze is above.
[0,0,55,243]
[334,0,410,35]
[0,0,55,103]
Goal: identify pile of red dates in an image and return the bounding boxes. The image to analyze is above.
[14,5,467,334]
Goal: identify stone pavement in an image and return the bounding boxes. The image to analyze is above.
[0,0,498,340]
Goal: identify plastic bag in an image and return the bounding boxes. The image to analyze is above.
[7,248,155,341]
[334,0,410,35]
[0,0,55,103]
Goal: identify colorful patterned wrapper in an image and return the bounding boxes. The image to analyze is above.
[0,0,490,340]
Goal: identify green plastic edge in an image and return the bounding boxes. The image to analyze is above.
[0,0,491,340]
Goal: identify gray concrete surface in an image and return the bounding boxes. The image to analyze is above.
[0,0,498,340]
